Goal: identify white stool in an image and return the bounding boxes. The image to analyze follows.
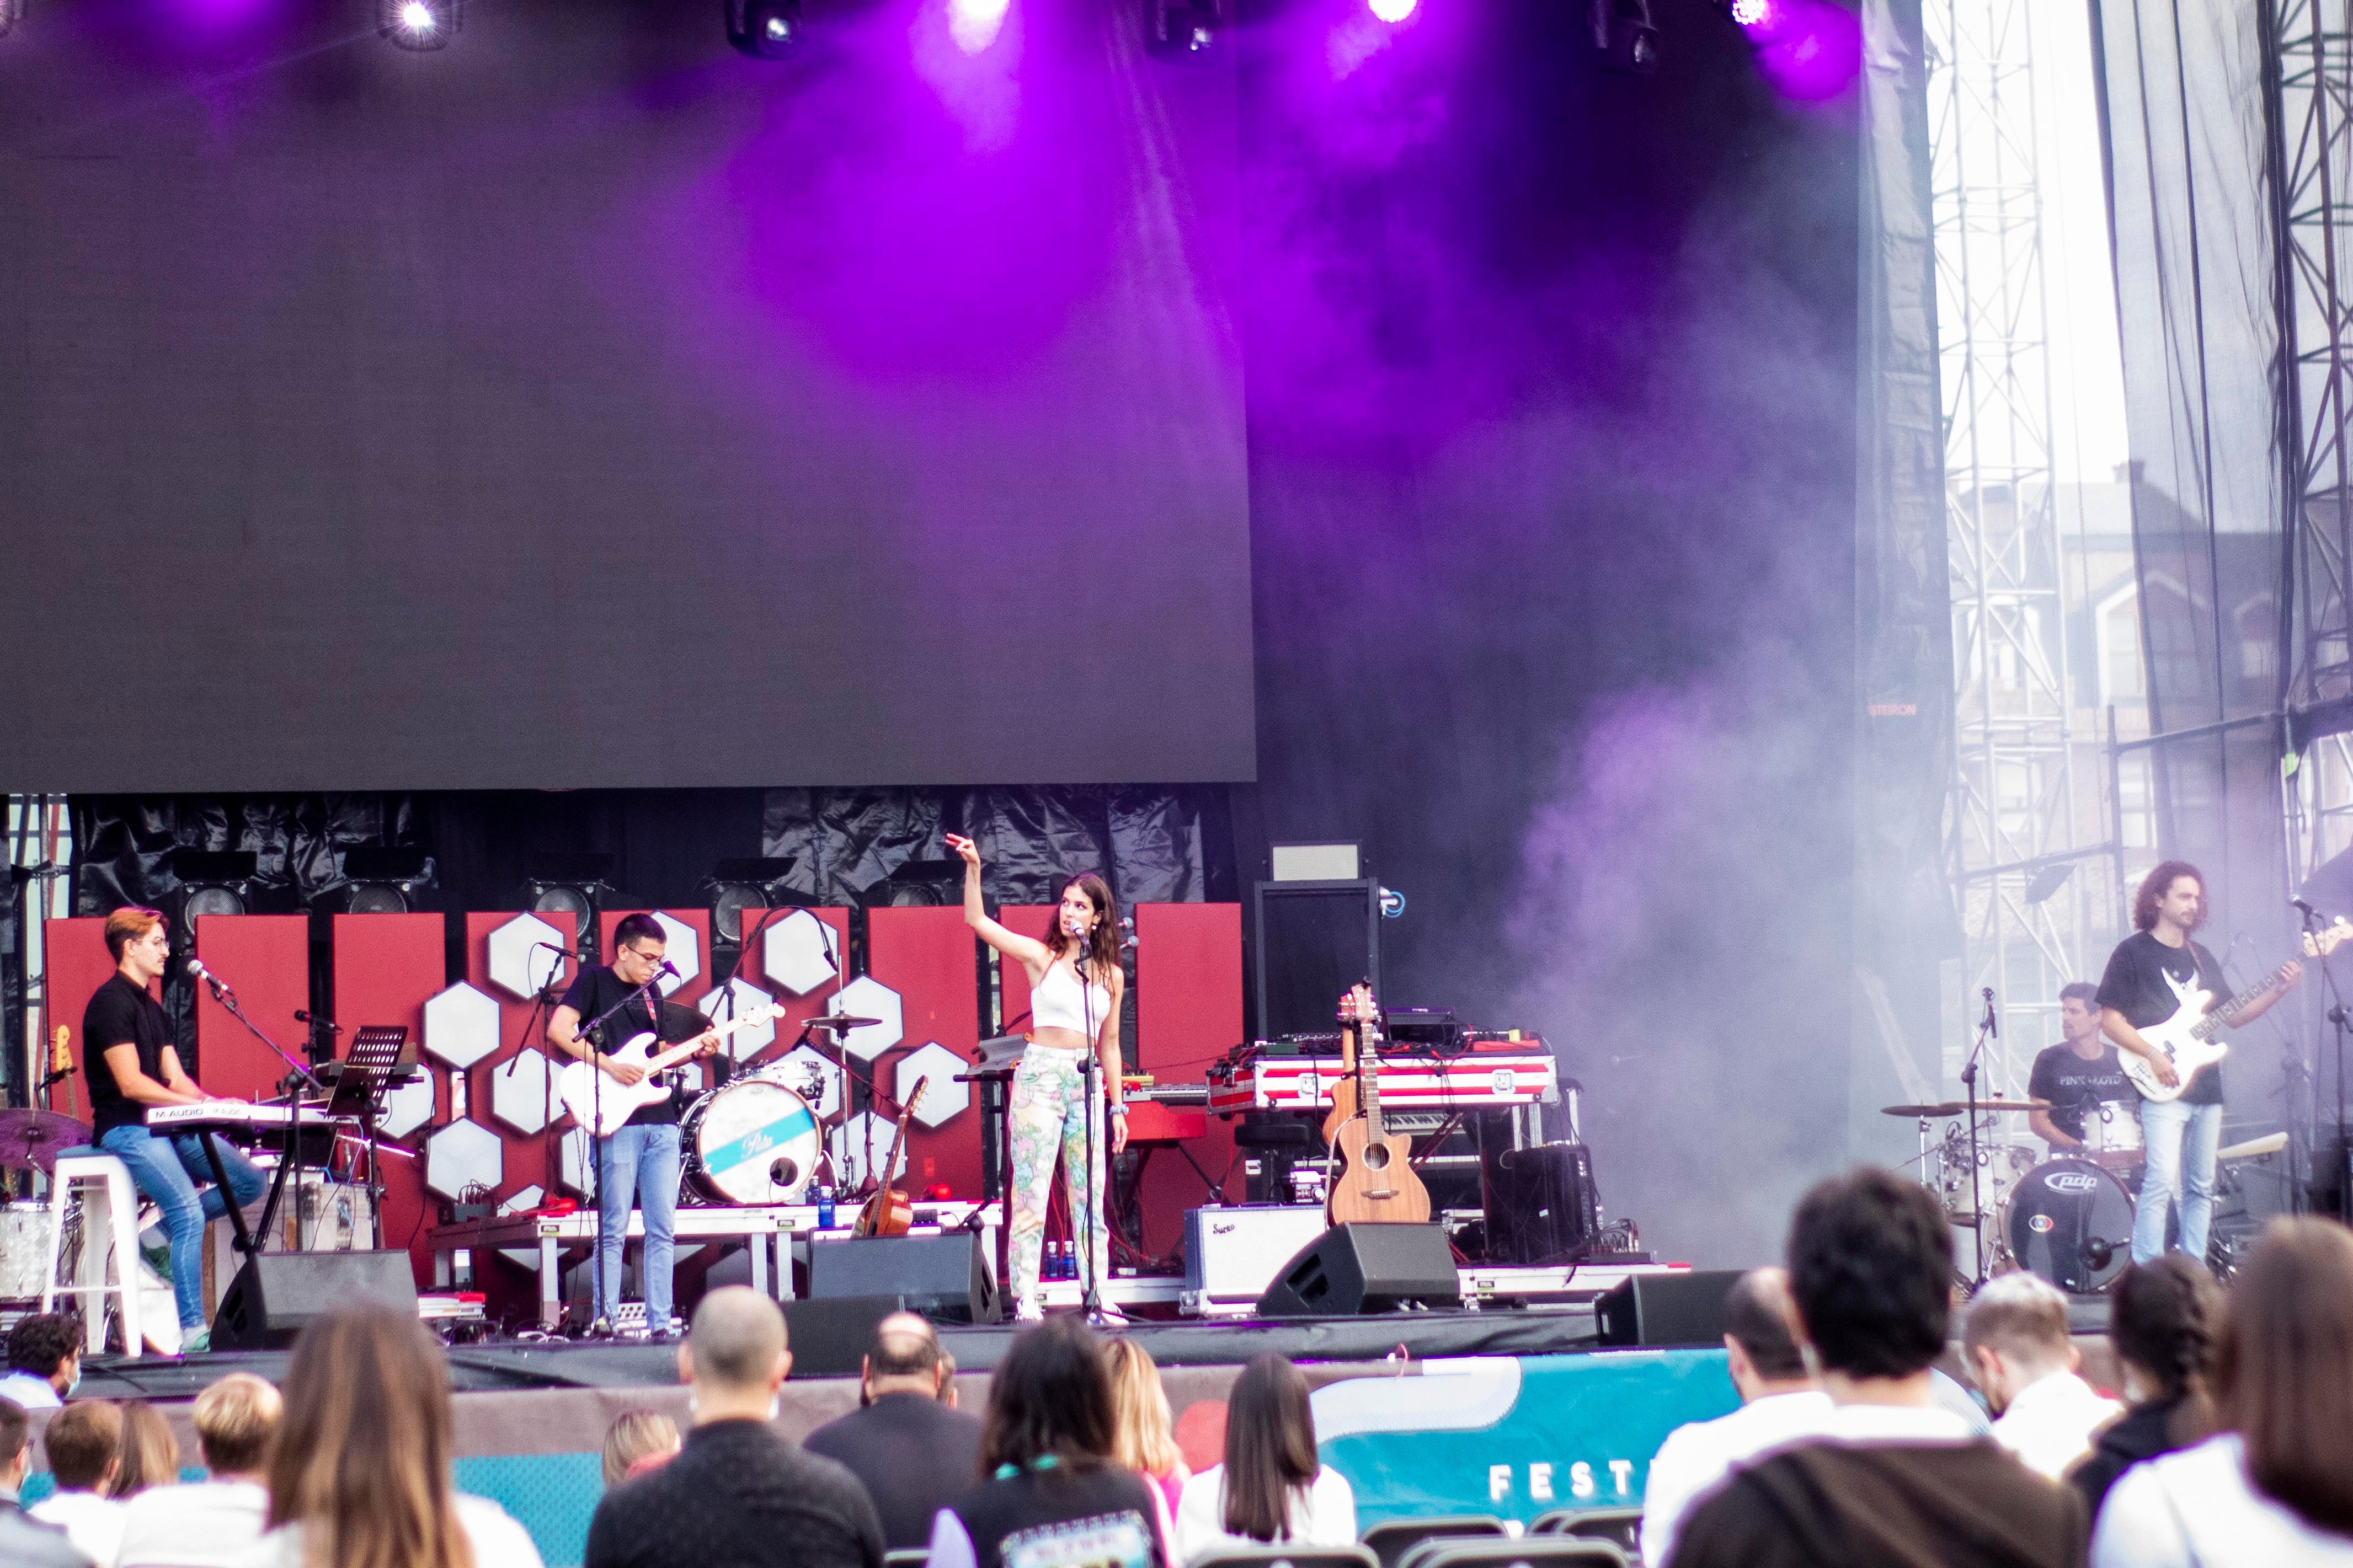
[42,1150,144,1360]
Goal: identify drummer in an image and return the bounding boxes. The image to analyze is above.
[2027,983,2137,1157]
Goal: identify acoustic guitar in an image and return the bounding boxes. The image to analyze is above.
[1326,985,1431,1225]
[853,1077,930,1238]
[1320,984,1369,1141]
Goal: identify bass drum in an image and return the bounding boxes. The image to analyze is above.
[684,1079,821,1205]
[2003,1155,2137,1294]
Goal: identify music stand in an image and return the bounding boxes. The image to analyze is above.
[332,1027,410,1239]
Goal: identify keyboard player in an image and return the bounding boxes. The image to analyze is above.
[84,907,267,1353]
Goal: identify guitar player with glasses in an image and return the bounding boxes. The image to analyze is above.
[2097,860,2300,1266]
[548,913,719,1338]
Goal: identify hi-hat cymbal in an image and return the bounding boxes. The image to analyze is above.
[1883,1102,1966,1118]
[0,1108,93,1173]
[804,1014,882,1031]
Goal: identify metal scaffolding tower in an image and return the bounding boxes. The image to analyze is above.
[1929,0,2094,1090]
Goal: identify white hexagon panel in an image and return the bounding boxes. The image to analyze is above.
[378,1071,437,1141]
[829,1112,908,1191]
[487,913,570,1002]
[894,1042,970,1129]
[833,976,903,1062]
[697,978,778,1060]
[651,911,700,996]
[489,1048,554,1136]
[424,1119,504,1200]
[761,909,840,996]
[556,1125,596,1197]
[423,982,501,1071]
[764,1043,842,1120]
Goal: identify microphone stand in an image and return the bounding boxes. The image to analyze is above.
[1076,933,1107,1323]
[2296,903,2349,1221]
[1960,987,1998,1289]
[572,964,664,1334]
[202,978,326,1256]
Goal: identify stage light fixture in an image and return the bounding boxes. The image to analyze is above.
[727,0,804,58]
[1727,0,1772,23]
[698,856,802,945]
[342,845,436,914]
[1145,0,1220,57]
[1367,0,1416,22]
[380,0,457,50]
[1589,0,1658,73]
[522,853,616,957]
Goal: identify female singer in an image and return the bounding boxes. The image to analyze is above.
[947,833,1127,1320]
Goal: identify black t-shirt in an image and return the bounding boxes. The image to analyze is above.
[950,1463,1165,1568]
[584,1418,885,1568]
[83,973,170,1137]
[560,965,684,1128]
[2094,932,2227,1105]
[2026,1042,2135,1143]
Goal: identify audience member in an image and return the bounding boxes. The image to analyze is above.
[113,1400,181,1498]
[2092,1217,2353,1565]
[803,1312,983,1551]
[0,1395,93,1567]
[1966,1271,2123,1478]
[2069,1257,2217,1522]
[585,1286,884,1568]
[116,1371,282,1567]
[246,1306,544,1567]
[930,1316,1169,1568]
[1639,1267,1831,1567]
[0,1314,82,1410]
[1175,1353,1352,1564]
[28,1399,124,1564]
[1105,1338,1189,1519]
[1671,1166,2084,1568]
[601,1410,682,1487]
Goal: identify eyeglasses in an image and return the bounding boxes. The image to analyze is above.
[620,945,665,965]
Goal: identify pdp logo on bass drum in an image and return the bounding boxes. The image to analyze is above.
[2047,1173,2103,1195]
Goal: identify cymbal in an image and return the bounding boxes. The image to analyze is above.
[1974,1098,2051,1112]
[804,1014,882,1031]
[0,1109,93,1173]
[1881,1096,2051,1119]
[1884,1102,1966,1118]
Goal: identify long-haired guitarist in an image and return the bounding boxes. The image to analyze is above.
[547,912,718,1336]
[946,834,1125,1322]
[2096,860,2299,1265]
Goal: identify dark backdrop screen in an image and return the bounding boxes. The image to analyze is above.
[0,0,1252,791]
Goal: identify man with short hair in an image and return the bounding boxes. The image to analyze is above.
[1963,1272,2122,1479]
[28,1400,124,1564]
[804,1312,985,1550]
[0,1396,95,1567]
[1638,1269,1831,1568]
[2028,983,2137,1155]
[114,1371,283,1567]
[1669,1168,2084,1568]
[549,912,718,1337]
[0,1315,81,1410]
[585,1286,885,1568]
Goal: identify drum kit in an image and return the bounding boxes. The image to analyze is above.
[1884,1095,2285,1293]
[677,1010,879,1206]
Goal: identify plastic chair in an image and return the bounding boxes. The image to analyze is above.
[41,1149,143,1358]
[1191,1546,1380,1568]
[1412,1539,1628,1568]
[1528,1509,1641,1560]
[1362,1516,1509,1568]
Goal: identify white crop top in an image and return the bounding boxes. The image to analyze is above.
[1030,959,1112,1037]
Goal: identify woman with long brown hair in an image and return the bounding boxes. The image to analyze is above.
[246,1307,543,1568]
[2070,1255,2219,1520]
[1174,1354,1353,1564]
[2091,1218,2353,1565]
[947,834,1127,1321]
[110,1401,178,1499]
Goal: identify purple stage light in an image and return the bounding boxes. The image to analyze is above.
[399,2,435,30]
[1729,0,1773,25]
[1367,0,1416,22]
[378,0,456,50]
[949,0,1011,53]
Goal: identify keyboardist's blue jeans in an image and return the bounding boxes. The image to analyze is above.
[98,1126,269,1329]
[595,1123,680,1332]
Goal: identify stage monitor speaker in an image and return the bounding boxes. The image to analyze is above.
[784,1294,906,1377]
[1252,878,1380,1040]
[1255,1222,1460,1316]
[808,1233,999,1324]
[1483,1141,1602,1266]
[1595,1269,1742,1348]
[211,1249,420,1350]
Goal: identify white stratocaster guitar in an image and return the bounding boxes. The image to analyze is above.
[2120,923,2352,1103]
[557,1003,788,1136]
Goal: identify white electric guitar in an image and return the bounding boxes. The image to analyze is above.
[557,1003,788,1136]
[2120,923,2352,1102]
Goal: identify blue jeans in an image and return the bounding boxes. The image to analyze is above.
[97,1125,269,1329]
[2133,1098,2223,1264]
[595,1123,681,1331]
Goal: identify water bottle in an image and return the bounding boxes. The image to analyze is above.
[815,1184,835,1229]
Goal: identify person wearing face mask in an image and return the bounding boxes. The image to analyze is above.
[0,1315,82,1410]
[946,836,1127,1323]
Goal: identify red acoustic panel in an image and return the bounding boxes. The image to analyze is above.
[1134,903,1242,1079]
[867,906,985,1202]
[334,913,451,1286]
[993,905,1057,1032]
[726,907,852,1074]
[192,916,311,1100]
[39,918,145,1125]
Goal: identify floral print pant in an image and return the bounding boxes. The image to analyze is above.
[1008,1044,1108,1313]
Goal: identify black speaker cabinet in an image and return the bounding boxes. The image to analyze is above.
[784,1294,908,1377]
[1255,1222,1461,1316]
[212,1250,421,1350]
[1482,1141,1602,1265]
[807,1233,999,1324]
[1596,1269,1743,1347]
